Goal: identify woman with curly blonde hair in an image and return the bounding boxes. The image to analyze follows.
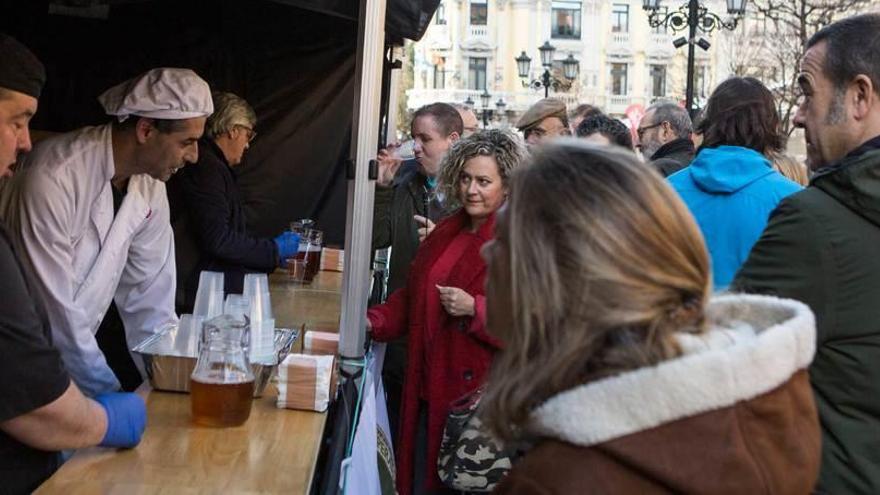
[483,142,820,494]
[367,129,526,495]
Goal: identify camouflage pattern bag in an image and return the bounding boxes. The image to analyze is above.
[437,387,515,492]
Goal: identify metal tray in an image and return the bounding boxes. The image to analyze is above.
[132,323,299,397]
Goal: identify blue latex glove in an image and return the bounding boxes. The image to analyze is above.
[95,392,147,448]
[274,231,300,264]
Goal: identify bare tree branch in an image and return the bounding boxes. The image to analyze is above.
[725,0,869,135]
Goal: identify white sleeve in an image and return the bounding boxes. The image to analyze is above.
[114,180,178,355]
[16,168,121,396]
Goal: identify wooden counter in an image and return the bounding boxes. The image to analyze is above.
[270,270,342,332]
[37,270,344,494]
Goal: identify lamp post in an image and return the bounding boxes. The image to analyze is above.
[643,0,747,117]
[479,89,492,128]
[515,41,580,98]
[495,98,507,125]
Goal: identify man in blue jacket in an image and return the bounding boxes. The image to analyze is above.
[667,77,801,289]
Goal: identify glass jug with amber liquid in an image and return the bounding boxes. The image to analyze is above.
[190,312,255,427]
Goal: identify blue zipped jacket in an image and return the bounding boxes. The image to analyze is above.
[668,145,801,289]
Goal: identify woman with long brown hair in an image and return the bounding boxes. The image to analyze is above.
[481,142,820,494]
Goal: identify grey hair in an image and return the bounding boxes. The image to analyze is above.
[438,129,528,209]
[647,101,693,139]
[206,92,257,139]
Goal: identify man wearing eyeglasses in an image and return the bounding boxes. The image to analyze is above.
[167,92,298,313]
[636,101,695,176]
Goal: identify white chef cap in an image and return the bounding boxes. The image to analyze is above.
[98,68,214,122]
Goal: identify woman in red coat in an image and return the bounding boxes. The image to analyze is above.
[367,129,526,495]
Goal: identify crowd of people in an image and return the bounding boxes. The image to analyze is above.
[369,12,880,495]
[3,11,880,495]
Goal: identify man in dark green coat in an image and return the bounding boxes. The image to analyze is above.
[732,14,880,494]
[372,102,462,443]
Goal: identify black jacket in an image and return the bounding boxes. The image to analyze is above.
[372,160,445,295]
[733,137,880,494]
[168,138,277,312]
[650,137,695,177]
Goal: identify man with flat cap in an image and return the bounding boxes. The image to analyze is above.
[1,67,213,396]
[0,33,146,493]
[516,97,570,146]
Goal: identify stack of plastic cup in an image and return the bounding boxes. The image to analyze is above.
[178,313,204,357]
[223,294,250,321]
[244,274,275,365]
[193,271,225,320]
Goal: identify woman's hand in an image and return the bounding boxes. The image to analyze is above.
[437,285,475,317]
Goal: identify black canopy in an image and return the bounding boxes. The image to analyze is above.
[0,0,438,244]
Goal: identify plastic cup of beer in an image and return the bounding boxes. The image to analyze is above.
[287,259,307,284]
[303,229,323,283]
[394,139,416,161]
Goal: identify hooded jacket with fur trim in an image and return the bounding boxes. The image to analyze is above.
[494,294,821,495]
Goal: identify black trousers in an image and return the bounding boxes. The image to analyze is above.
[95,302,143,391]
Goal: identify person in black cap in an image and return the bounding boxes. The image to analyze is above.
[0,66,212,397]
[0,33,147,493]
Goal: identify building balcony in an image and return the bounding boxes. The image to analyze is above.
[468,25,488,38]
[647,33,675,58]
[406,88,491,110]
[607,31,632,56]
[606,94,631,115]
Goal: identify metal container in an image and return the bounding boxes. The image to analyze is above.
[132,323,299,397]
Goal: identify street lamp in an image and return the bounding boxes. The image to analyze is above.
[643,0,747,117]
[480,89,491,109]
[495,98,507,125]
[515,41,580,98]
[479,89,493,128]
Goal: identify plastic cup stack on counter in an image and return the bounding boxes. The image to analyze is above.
[244,274,275,365]
[193,271,225,320]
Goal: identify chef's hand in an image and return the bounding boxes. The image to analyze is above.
[274,232,300,265]
[95,392,147,449]
[437,285,475,317]
[377,146,403,187]
[414,215,436,242]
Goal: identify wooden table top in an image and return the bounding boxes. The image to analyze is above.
[270,270,342,332]
[37,270,345,494]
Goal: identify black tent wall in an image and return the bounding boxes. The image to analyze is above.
[1,0,360,244]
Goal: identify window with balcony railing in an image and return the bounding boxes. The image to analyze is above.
[469,57,487,90]
[551,1,582,39]
[611,63,628,95]
[433,57,446,89]
[749,11,769,35]
[435,2,446,25]
[650,64,666,98]
[611,3,629,33]
[470,0,487,26]
[651,6,668,34]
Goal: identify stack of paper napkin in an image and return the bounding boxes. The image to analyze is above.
[277,353,335,412]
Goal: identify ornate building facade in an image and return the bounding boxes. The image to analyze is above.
[406,0,734,123]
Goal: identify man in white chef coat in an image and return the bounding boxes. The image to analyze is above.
[0,68,213,396]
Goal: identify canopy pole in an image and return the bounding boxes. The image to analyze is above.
[338,0,386,366]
